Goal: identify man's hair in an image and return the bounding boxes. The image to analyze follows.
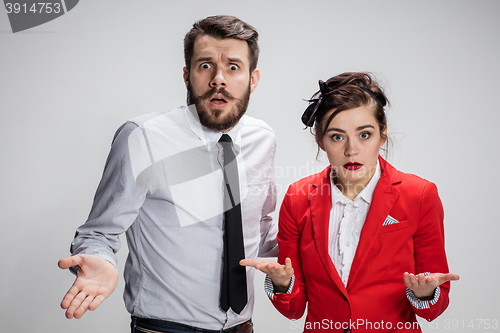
[184,15,259,73]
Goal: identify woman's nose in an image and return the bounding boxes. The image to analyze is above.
[344,139,358,156]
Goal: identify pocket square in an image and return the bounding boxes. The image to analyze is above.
[383,215,399,226]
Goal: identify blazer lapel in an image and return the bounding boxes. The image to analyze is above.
[310,167,348,295]
[346,157,401,291]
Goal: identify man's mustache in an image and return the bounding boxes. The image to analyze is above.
[199,87,236,101]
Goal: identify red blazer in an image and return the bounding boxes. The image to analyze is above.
[271,156,450,332]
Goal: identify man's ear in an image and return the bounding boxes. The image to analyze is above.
[249,68,261,93]
[183,67,189,88]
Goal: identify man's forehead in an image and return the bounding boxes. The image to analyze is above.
[192,35,249,63]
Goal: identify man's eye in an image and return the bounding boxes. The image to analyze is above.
[229,64,239,71]
[200,63,212,69]
[360,132,371,139]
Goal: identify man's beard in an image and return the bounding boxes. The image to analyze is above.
[187,82,251,131]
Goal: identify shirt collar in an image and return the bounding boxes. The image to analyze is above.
[330,159,381,205]
[358,160,381,204]
[220,123,242,153]
[184,104,242,152]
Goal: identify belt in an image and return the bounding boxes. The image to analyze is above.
[223,320,252,333]
[132,317,253,333]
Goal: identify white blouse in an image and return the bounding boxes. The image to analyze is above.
[328,161,381,286]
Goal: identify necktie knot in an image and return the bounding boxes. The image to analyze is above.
[219,134,237,167]
[219,133,232,143]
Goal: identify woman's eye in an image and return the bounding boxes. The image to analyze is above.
[229,64,239,71]
[332,134,343,141]
[200,63,212,69]
[360,132,371,139]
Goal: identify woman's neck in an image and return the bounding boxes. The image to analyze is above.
[332,170,376,201]
[334,180,365,200]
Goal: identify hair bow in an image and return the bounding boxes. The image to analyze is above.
[301,80,329,127]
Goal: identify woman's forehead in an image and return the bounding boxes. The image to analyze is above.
[324,106,379,130]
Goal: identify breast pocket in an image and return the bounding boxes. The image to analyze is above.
[241,181,269,236]
[378,220,408,233]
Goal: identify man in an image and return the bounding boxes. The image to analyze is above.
[58,15,278,333]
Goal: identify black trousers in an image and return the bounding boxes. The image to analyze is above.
[131,317,253,333]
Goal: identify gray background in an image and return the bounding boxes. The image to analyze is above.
[1,0,499,332]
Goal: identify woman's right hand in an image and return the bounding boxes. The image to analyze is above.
[240,257,294,293]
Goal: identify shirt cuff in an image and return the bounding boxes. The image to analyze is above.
[406,272,441,309]
[264,275,295,299]
[68,252,117,275]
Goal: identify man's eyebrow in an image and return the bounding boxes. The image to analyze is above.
[193,56,244,64]
[227,57,243,63]
[193,57,213,63]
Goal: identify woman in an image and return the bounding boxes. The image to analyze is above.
[241,72,459,332]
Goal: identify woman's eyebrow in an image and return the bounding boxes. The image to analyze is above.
[356,125,375,131]
[325,127,346,133]
[325,124,375,133]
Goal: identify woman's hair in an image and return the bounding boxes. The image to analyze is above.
[184,15,260,73]
[302,72,389,146]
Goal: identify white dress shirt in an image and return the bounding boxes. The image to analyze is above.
[70,105,278,330]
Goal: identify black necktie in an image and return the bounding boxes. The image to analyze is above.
[219,134,247,314]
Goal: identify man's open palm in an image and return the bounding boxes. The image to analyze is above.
[58,254,119,319]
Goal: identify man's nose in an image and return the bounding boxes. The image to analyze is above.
[210,67,227,88]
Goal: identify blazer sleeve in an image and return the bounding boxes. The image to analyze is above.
[269,184,308,319]
[412,181,450,321]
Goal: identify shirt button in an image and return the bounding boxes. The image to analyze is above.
[346,242,351,247]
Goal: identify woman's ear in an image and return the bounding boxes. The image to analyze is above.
[316,137,326,151]
[380,126,388,148]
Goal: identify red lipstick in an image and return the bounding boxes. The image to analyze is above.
[343,162,362,170]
